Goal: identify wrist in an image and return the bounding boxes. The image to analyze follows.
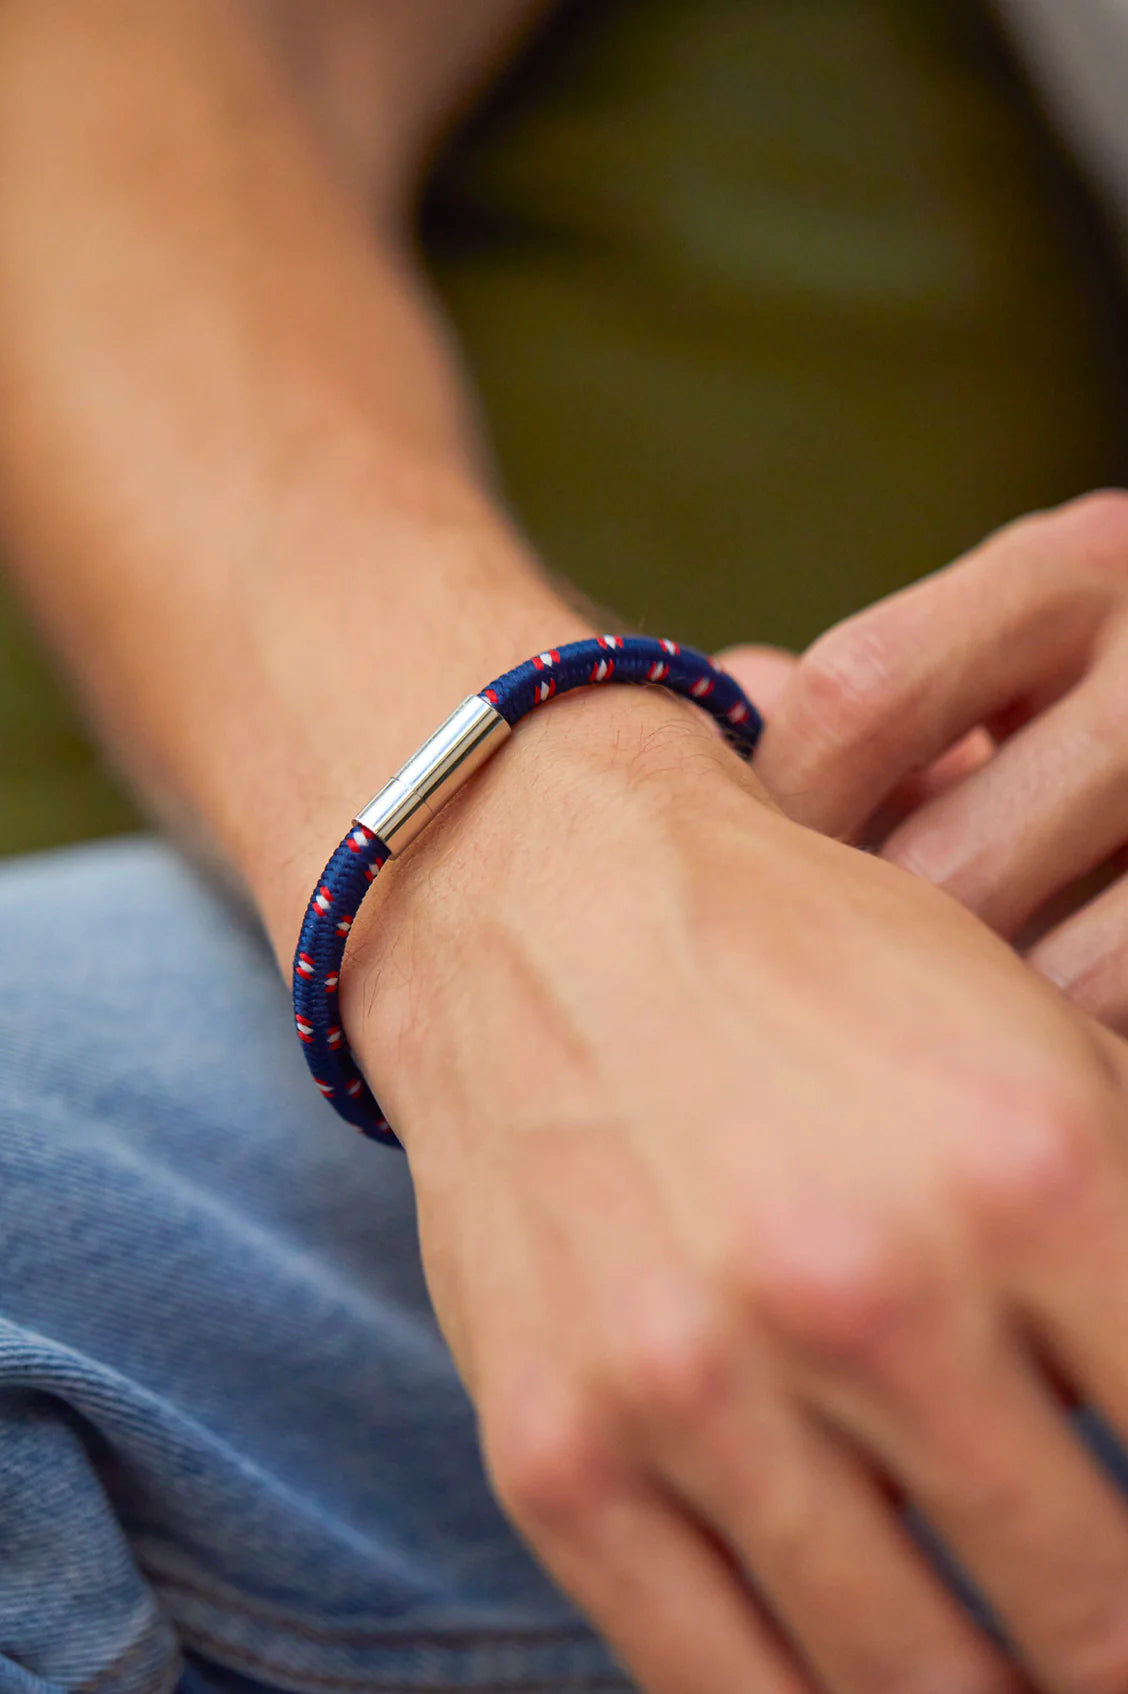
[350,666,770,934]
[492,670,770,793]
[337,665,775,1131]
[230,472,598,960]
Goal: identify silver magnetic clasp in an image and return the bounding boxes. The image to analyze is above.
[353,695,511,855]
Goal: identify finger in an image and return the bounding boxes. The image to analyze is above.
[714,643,797,716]
[862,727,995,849]
[1028,870,1128,1033]
[799,1286,1128,1694]
[494,1453,816,1694]
[716,643,999,844]
[984,1062,1128,1492]
[880,664,1128,938]
[473,1173,818,1694]
[639,1364,1020,1694]
[1013,857,1125,954]
[909,727,997,805]
[755,494,1123,838]
[718,643,997,842]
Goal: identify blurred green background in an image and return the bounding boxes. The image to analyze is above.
[2,0,1126,856]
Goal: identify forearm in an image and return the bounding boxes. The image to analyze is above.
[0,0,591,959]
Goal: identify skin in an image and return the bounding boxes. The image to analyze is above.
[3,5,1128,1692]
[745,493,1128,1035]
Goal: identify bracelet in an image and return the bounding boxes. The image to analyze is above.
[292,635,762,1147]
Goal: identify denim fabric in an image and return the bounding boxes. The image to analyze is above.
[0,838,633,1693]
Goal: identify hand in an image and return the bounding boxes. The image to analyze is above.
[719,644,995,846]
[344,680,1128,1694]
[748,492,1128,1032]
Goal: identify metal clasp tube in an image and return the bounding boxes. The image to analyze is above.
[353,695,511,855]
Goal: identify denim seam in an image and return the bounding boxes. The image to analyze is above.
[185,1627,629,1693]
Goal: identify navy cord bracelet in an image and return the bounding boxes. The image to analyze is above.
[292,635,762,1147]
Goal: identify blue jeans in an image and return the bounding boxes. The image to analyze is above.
[0,838,632,1693]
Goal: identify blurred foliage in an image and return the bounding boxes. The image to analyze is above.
[424,0,1128,651]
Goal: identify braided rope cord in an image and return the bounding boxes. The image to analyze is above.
[292,635,762,1146]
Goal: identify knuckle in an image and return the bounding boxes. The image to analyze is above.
[484,1392,612,1533]
[1050,488,1128,575]
[794,618,906,750]
[1061,485,1128,531]
[957,1081,1105,1245]
[750,1226,939,1377]
[611,1306,735,1427]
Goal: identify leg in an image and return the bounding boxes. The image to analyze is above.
[0,838,629,1692]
